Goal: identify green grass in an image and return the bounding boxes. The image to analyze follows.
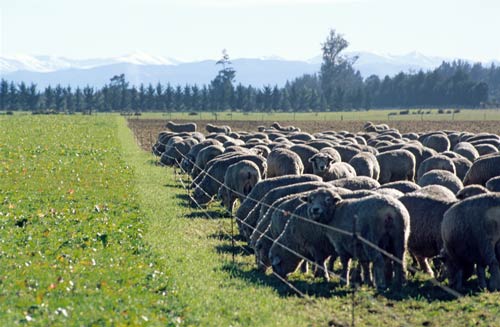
[2,115,500,326]
[0,116,181,326]
[132,109,500,121]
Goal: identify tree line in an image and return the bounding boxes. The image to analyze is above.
[1,31,498,113]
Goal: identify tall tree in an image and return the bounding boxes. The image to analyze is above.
[211,49,236,110]
[320,29,358,110]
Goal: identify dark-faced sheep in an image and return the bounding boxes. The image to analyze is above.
[441,193,500,291]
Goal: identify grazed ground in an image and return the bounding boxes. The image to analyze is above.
[128,118,500,151]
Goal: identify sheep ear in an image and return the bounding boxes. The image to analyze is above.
[272,256,281,266]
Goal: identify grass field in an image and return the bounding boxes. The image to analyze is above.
[4,108,500,121]
[2,115,500,326]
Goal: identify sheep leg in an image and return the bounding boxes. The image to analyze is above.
[415,256,434,277]
[300,261,309,274]
[359,260,372,286]
[339,254,351,286]
[373,254,387,291]
[446,261,463,291]
[384,257,394,284]
[488,260,500,291]
[476,265,487,290]
[408,253,418,277]
[327,251,338,274]
[312,251,330,281]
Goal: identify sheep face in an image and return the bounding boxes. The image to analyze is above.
[180,155,194,173]
[193,186,211,205]
[255,241,271,272]
[217,185,233,210]
[309,154,334,174]
[269,246,301,279]
[305,189,342,224]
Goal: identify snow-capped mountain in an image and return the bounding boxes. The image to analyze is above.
[1,51,496,88]
[0,51,179,74]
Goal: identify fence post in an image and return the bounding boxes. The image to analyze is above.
[351,215,357,327]
[231,207,236,266]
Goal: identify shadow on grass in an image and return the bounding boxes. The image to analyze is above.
[219,258,472,302]
[185,209,225,219]
[381,276,482,302]
[222,262,350,298]
[215,243,253,257]
[164,183,184,189]
[175,193,191,202]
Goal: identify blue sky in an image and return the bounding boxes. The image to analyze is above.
[1,0,499,61]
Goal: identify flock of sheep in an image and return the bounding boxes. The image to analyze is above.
[152,120,500,292]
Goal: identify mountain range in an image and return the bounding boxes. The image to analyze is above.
[1,51,497,88]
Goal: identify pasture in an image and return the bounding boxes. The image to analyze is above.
[1,115,500,326]
[130,108,500,122]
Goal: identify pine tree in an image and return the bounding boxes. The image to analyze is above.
[0,79,9,110]
[65,86,74,113]
[74,87,83,112]
[83,85,94,114]
[8,82,17,110]
[27,83,40,112]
